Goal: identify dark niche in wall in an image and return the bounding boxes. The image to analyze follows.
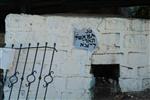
[91,64,121,99]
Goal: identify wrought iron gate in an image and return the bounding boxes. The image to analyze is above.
[3,42,57,100]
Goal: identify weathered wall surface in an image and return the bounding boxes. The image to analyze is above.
[2,14,150,100]
[92,18,150,92]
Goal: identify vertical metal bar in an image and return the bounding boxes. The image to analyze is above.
[2,69,9,100]
[3,69,9,85]
[43,43,56,100]
[17,43,30,100]
[26,43,39,100]
[48,43,56,74]
[8,44,22,100]
[35,42,47,100]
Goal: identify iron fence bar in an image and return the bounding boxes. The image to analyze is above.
[4,42,57,100]
[8,44,22,100]
[2,69,9,100]
[5,46,57,51]
[25,43,39,100]
[48,43,56,74]
[3,69,9,85]
[43,43,56,100]
[17,43,31,100]
[35,42,48,100]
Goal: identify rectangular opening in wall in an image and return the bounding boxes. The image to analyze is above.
[91,64,120,99]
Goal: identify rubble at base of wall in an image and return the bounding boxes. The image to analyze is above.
[114,89,150,100]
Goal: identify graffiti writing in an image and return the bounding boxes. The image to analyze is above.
[74,28,97,51]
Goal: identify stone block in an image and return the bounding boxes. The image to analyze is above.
[129,19,149,32]
[123,34,148,50]
[66,77,84,90]
[127,53,148,67]
[66,77,92,91]
[105,18,128,31]
[119,78,142,92]
[61,90,91,100]
[142,78,150,89]
[92,54,121,64]
[120,65,137,78]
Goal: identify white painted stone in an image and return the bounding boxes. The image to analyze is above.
[1,48,15,70]
[67,77,85,90]
[119,78,143,92]
[124,34,148,50]
[127,53,148,67]
[66,76,93,91]
[92,54,121,64]
[105,18,129,31]
[129,19,150,32]
[61,90,91,100]
[142,78,150,89]
[120,65,137,78]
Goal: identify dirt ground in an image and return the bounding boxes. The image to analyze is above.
[93,89,150,100]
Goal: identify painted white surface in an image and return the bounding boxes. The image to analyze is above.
[2,14,150,100]
[0,48,15,77]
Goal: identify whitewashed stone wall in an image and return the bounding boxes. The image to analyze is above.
[92,18,150,92]
[2,14,150,100]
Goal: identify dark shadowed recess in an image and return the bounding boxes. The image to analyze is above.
[91,64,120,99]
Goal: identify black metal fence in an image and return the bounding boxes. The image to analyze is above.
[2,42,57,100]
[0,69,4,100]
